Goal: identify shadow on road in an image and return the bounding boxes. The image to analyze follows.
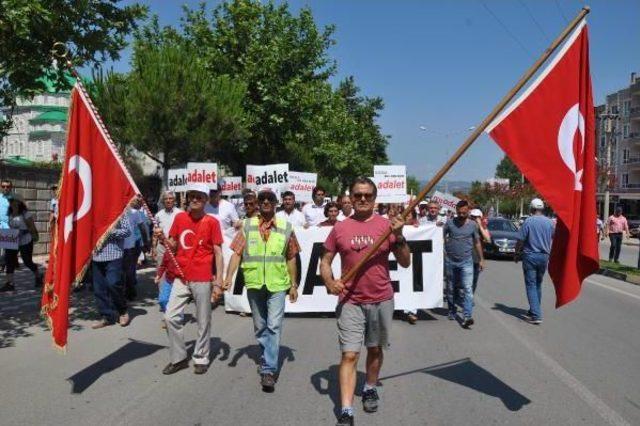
[491,303,529,321]
[67,338,166,394]
[228,344,296,374]
[380,358,531,411]
[183,337,231,364]
[310,365,366,417]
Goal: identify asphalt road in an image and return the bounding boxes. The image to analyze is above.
[599,238,639,268]
[0,259,639,426]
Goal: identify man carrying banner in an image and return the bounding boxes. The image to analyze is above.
[320,176,410,426]
[224,190,299,392]
[163,182,224,375]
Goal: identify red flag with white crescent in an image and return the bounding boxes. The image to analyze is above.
[486,20,598,307]
[41,84,138,350]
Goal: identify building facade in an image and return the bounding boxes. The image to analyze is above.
[596,72,640,217]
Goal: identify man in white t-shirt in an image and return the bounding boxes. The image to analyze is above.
[276,191,305,227]
[337,194,353,221]
[302,186,327,227]
[153,190,183,263]
[205,185,239,234]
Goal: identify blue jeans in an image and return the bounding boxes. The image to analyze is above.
[92,258,126,323]
[247,287,287,374]
[472,262,481,294]
[158,278,173,312]
[445,258,474,318]
[522,252,549,320]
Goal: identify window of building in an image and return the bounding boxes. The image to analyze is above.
[623,149,629,161]
[624,100,631,115]
[624,125,629,138]
[600,136,606,148]
[623,174,629,187]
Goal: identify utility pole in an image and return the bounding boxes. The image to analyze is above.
[601,112,619,222]
[519,173,525,217]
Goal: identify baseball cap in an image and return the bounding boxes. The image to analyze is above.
[530,198,544,209]
[470,208,482,217]
[418,201,428,206]
[186,182,210,197]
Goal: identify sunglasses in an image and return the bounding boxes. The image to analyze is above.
[1,185,11,189]
[352,192,375,202]
[188,193,207,200]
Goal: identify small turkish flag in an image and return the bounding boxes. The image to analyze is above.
[486,21,598,307]
[41,84,137,349]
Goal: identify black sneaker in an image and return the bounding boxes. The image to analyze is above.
[261,373,276,392]
[0,283,15,293]
[336,412,354,426]
[162,359,189,375]
[525,317,542,325]
[462,317,474,329]
[194,364,209,375]
[448,312,456,320]
[362,388,379,413]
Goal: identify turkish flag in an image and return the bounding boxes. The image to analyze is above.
[486,21,598,307]
[41,84,137,349]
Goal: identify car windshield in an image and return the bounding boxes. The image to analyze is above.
[487,220,518,232]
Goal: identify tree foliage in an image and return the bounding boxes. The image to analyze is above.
[0,0,146,136]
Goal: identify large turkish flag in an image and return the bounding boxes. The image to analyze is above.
[41,84,137,349]
[486,21,598,307]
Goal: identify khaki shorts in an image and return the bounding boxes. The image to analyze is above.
[336,299,394,353]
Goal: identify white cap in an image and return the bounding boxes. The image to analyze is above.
[530,198,544,209]
[418,200,428,206]
[470,208,482,217]
[186,182,210,196]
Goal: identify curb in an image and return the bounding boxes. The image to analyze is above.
[597,268,640,286]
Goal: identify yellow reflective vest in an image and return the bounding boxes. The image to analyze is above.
[241,216,293,292]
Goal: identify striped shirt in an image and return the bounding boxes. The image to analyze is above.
[93,215,133,262]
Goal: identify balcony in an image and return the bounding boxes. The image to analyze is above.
[627,132,640,143]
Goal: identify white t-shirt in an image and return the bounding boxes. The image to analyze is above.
[302,202,327,226]
[10,211,34,246]
[205,198,239,230]
[337,210,353,221]
[276,209,306,227]
[154,207,182,237]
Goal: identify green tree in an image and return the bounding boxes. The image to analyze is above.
[407,175,421,197]
[0,0,146,137]
[495,155,522,185]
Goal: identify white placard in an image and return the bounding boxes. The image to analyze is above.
[430,190,460,212]
[224,225,443,313]
[219,176,243,197]
[186,162,218,189]
[0,229,19,250]
[167,168,188,192]
[246,163,289,195]
[372,165,407,203]
[288,171,317,203]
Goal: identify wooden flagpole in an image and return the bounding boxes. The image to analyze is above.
[341,6,591,284]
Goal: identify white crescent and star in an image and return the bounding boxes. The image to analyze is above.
[179,229,196,249]
[64,155,92,242]
[557,103,585,191]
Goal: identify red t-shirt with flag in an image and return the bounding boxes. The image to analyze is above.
[169,212,223,282]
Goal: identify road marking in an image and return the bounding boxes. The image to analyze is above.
[477,295,632,426]
[586,278,640,302]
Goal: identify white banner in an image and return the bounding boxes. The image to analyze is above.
[219,176,243,197]
[372,165,407,203]
[187,162,218,189]
[224,225,443,313]
[288,171,317,203]
[167,168,188,192]
[430,190,460,212]
[246,163,289,196]
[0,229,19,250]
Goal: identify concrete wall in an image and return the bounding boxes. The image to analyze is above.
[0,164,59,255]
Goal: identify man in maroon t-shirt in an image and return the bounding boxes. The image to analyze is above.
[321,177,410,426]
[162,183,224,376]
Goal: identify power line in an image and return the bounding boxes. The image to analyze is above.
[480,0,533,58]
[554,0,569,23]
[518,0,550,43]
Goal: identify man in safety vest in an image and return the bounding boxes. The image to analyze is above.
[224,190,299,392]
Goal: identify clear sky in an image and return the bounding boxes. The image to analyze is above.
[107,0,639,183]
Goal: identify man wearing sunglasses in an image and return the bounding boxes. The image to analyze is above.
[0,180,13,230]
[320,176,410,426]
[162,182,224,376]
[224,190,299,392]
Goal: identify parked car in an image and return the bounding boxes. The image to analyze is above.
[628,218,640,238]
[484,218,520,258]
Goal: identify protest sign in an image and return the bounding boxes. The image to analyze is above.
[246,163,289,195]
[186,162,218,189]
[219,176,243,197]
[167,168,188,192]
[371,164,407,203]
[0,229,19,250]
[288,171,317,203]
[430,190,460,212]
[224,225,443,313]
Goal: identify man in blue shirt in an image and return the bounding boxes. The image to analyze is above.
[0,179,12,229]
[516,198,555,325]
[122,196,149,300]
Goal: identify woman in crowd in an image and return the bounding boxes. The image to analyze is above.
[318,202,340,227]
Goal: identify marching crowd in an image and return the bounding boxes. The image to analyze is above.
[0,175,609,425]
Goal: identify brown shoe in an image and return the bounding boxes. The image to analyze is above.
[407,313,418,325]
[194,364,209,375]
[162,359,189,375]
[119,313,130,327]
[261,373,276,392]
[91,319,111,329]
